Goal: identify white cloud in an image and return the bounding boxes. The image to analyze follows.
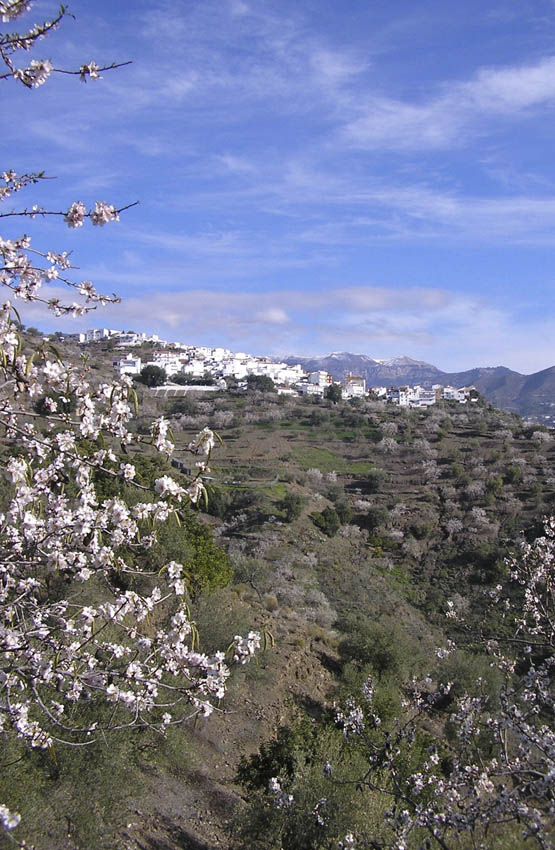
[345,55,555,150]
[214,154,258,174]
[289,181,555,244]
[254,307,289,324]
[465,56,555,111]
[309,48,368,85]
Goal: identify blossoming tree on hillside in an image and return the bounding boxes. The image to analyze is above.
[0,2,259,839]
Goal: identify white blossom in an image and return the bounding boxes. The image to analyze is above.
[64,201,87,228]
[0,804,21,830]
[91,200,119,226]
[79,61,101,82]
[14,58,52,88]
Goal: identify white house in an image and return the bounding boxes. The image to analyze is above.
[309,370,331,387]
[387,387,411,407]
[274,364,306,384]
[116,333,141,346]
[182,359,208,376]
[210,347,231,361]
[387,385,437,408]
[442,386,467,403]
[83,328,121,343]
[297,382,325,396]
[410,389,436,408]
[342,374,366,398]
[113,355,141,376]
[221,359,248,379]
[144,355,184,377]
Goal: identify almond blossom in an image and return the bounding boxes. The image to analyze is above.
[0,5,260,841]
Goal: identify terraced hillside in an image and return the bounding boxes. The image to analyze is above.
[2,351,553,849]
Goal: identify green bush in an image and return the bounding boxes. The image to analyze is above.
[334,498,353,524]
[358,468,384,493]
[487,475,504,498]
[0,711,147,849]
[338,616,409,680]
[410,521,433,539]
[34,391,77,415]
[504,465,523,484]
[171,372,215,385]
[308,409,330,426]
[139,510,232,596]
[204,483,233,519]
[280,491,304,522]
[312,506,340,537]
[234,717,391,850]
[355,505,388,532]
[237,721,319,791]
[325,383,342,403]
[192,587,255,655]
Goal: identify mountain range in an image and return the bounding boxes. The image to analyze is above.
[281,353,555,423]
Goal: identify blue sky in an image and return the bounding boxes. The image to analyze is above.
[4,0,555,372]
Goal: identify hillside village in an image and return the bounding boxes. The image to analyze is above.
[75,327,475,408]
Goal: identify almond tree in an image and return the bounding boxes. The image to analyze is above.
[0,3,259,841]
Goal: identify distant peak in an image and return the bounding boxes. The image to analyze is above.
[380,355,433,367]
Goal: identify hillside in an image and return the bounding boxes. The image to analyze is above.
[3,341,553,849]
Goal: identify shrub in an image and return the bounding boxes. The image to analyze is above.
[355,504,388,532]
[409,521,433,539]
[338,617,408,680]
[312,506,340,537]
[264,594,279,612]
[140,511,233,596]
[334,498,353,524]
[280,491,304,522]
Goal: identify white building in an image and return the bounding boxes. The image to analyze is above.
[113,355,141,376]
[309,370,332,386]
[442,386,467,403]
[83,328,122,343]
[221,359,249,379]
[410,389,436,408]
[387,385,437,408]
[297,382,325,396]
[210,347,231,361]
[387,387,410,406]
[274,364,305,384]
[182,359,208,377]
[116,333,142,346]
[342,374,366,398]
[144,355,184,377]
